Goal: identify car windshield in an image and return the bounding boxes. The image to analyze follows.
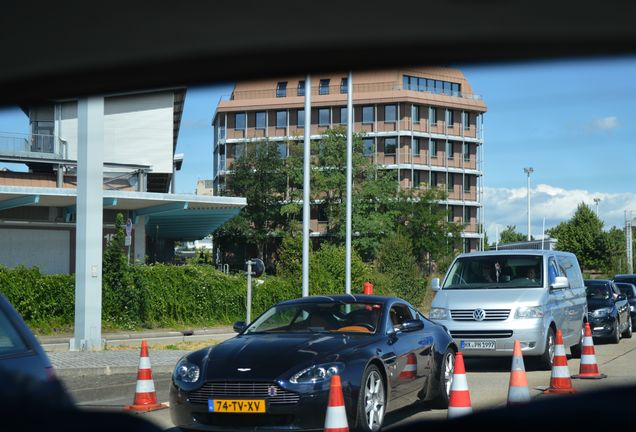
[245,301,383,334]
[442,255,543,289]
[585,283,611,300]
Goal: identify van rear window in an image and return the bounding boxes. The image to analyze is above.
[443,255,543,289]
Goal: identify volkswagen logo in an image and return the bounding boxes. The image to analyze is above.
[473,308,486,321]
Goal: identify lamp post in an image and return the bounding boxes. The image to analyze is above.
[523,167,534,241]
[593,197,601,218]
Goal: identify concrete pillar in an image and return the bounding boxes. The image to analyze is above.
[70,96,104,351]
[134,215,146,264]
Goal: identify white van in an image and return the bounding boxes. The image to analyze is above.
[429,250,587,369]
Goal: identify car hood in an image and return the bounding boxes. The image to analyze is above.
[202,333,367,381]
[587,299,613,311]
[432,287,546,310]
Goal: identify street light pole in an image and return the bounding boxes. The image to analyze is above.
[302,75,311,297]
[523,167,534,241]
[593,197,601,218]
[345,71,353,295]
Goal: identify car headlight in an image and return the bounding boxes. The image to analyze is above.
[429,307,449,321]
[515,306,544,319]
[289,363,344,384]
[591,307,612,318]
[173,358,201,384]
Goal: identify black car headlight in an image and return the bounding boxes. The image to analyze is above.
[289,363,344,384]
[174,357,201,384]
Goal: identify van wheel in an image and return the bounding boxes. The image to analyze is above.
[536,327,555,370]
[622,317,632,339]
[570,325,584,359]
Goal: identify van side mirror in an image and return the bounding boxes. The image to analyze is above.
[431,278,441,292]
[550,276,569,290]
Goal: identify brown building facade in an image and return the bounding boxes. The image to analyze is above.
[212,67,487,251]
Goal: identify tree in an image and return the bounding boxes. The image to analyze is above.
[103,213,128,291]
[215,140,287,261]
[548,203,609,271]
[604,226,627,276]
[498,225,527,245]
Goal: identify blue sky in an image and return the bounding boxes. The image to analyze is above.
[1,56,635,241]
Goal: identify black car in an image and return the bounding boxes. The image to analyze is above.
[584,280,632,343]
[169,295,457,432]
[614,282,636,327]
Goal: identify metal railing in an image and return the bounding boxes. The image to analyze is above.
[223,82,483,102]
[0,132,67,159]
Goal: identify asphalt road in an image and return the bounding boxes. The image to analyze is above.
[62,334,636,430]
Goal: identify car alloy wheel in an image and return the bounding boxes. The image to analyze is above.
[622,317,632,338]
[363,368,385,431]
[612,319,620,344]
[443,350,455,398]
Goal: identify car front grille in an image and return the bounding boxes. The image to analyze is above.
[451,309,511,321]
[450,330,513,339]
[187,382,300,406]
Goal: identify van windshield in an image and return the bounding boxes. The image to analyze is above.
[442,255,543,289]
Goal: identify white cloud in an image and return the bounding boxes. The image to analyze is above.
[483,183,636,243]
[586,116,621,131]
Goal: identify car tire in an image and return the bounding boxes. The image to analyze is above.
[611,318,621,344]
[622,316,632,339]
[431,347,455,408]
[536,327,555,371]
[355,364,386,432]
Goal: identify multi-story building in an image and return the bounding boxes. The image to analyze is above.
[212,67,486,251]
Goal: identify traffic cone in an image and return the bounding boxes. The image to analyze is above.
[324,374,349,432]
[544,329,576,395]
[507,340,530,406]
[448,351,472,418]
[399,353,417,380]
[363,281,373,295]
[572,323,607,379]
[124,340,169,412]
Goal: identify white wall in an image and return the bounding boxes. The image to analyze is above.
[0,228,70,274]
[57,91,174,173]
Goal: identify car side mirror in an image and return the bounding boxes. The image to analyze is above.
[431,278,441,292]
[233,321,247,333]
[400,319,425,333]
[550,276,569,290]
[617,294,627,301]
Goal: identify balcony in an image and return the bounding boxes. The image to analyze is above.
[0,132,68,162]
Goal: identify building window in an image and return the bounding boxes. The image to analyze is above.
[362,106,374,124]
[446,142,454,160]
[412,138,420,156]
[447,174,454,192]
[431,171,438,187]
[278,143,287,159]
[464,238,471,253]
[430,140,437,158]
[385,105,397,122]
[235,112,246,130]
[256,111,266,129]
[443,81,452,96]
[340,107,348,124]
[363,138,374,156]
[384,137,397,155]
[447,110,454,126]
[452,83,461,96]
[412,105,420,123]
[413,170,421,188]
[463,143,470,161]
[319,79,330,95]
[430,107,437,125]
[464,206,471,223]
[276,111,287,128]
[463,112,470,130]
[297,109,305,127]
[297,80,305,96]
[319,108,330,126]
[276,82,287,98]
[234,143,245,159]
[464,175,470,193]
[435,80,443,94]
[448,208,454,223]
[340,77,348,94]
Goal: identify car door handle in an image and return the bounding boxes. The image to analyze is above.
[376,348,383,355]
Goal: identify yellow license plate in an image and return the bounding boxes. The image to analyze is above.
[208,399,266,413]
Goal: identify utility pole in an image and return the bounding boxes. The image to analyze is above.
[626,211,633,274]
[345,71,353,295]
[593,197,601,218]
[523,167,534,241]
[302,75,311,297]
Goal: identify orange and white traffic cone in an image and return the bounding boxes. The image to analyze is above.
[507,340,530,406]
[399,353,417,380]
[544,329,576,395]
[124,340,169,412]
[572,323,607,379]
[324,374,349,432]
[448,351,472,418]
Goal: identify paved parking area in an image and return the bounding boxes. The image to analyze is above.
[50,350,190,376]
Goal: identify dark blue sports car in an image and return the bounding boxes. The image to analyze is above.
[169,295,458,431]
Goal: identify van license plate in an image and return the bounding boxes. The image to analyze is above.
[461,340,496,350]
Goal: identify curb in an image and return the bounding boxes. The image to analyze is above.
[54,364,176,378]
